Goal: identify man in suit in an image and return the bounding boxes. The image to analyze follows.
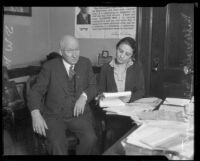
[27,35,97,155]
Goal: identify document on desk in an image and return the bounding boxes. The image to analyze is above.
[103,103,155,117]
[133,97,162,107]
[99,91,131,107]
[163,97,190,106]
[125,120,192,151]
[159,104,185,113]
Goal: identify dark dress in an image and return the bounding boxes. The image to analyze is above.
[99,59,145,150]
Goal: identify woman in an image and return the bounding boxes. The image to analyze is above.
[98,37,145,150]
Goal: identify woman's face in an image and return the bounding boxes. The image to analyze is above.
[116,43,133,64]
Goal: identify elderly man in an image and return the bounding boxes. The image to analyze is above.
[27,35,97,155]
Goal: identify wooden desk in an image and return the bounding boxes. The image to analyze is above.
[103,125,171,158]
[103,125,138,155]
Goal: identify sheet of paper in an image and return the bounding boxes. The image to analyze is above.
[103,91,131,98]
[125,120,192,151]
[99,91,131,107]
[159,104,185,113]
[139,128,181,148]
[103,103,155,117]
[134,97,162,107]
[163,97,190,106]
[126,124,159,149]
[99,98,125,107]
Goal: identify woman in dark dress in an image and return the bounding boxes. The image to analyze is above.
[98,37,145,150]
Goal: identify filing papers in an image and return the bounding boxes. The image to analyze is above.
[100,98,125,107]
[137,110,188,122]
[159,104,185,113]
[102,91,131,98]
[103,103,156,117]
[124,120,193,157]
[99,91,131,107]
[100,96,162,123]
[134,97,162,107]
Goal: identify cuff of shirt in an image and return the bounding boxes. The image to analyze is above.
[81,92,88,100]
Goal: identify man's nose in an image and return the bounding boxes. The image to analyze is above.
[120,53,125,59]
[72,52,78,58]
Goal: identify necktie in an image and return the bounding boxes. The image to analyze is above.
[69,65,75,79]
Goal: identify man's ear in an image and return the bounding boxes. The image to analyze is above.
[59,50,62,56]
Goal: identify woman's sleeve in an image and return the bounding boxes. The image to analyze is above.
[129,62,145,102]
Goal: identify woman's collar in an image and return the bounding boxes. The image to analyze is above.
[109,58,134,68]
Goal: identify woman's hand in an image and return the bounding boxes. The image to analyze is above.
[95,93,105,101]
[119,95,131,103]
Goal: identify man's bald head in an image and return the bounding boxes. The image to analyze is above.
[60,35,79,50]
[60,35,80,65]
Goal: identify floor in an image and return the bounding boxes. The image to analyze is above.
[3,114,36,155]
[3,107,100,155]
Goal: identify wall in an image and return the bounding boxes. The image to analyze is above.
[49,7,120,65]
[3,7,51,69]
[3,7,135,66]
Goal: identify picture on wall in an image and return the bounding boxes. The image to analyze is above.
[4,7,32,16]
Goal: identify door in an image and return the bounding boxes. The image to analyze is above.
[149,4,194,99]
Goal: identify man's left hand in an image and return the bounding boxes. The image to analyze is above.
[74,94,87,117]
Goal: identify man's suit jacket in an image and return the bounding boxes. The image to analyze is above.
[27,56,97,120]
[99,60,145,102]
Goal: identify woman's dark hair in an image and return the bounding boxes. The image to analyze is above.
[116,37,137,61]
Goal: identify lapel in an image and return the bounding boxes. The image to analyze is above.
[110,67,118,92]
[57,58,71,95]
[125,67,130,91]
[125,64,134,91]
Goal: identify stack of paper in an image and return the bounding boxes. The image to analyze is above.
[99,94,162,122]
[103,103,156,120]
[159,104,185,113]
[134,97,162,107]
[137,110,188,122]
[140,129,182,149]
[163,98,190,106]
[125,120,193,158]
[99,91,131,107]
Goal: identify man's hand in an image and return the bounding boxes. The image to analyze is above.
[31,109,48,137]
[74,93,87,117]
